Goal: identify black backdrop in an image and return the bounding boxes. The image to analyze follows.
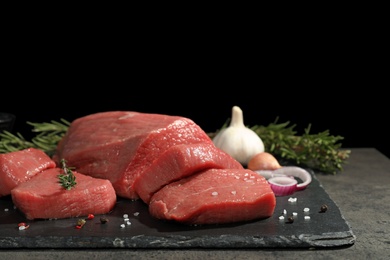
[4,87,389,159]
[2,28,388,158]
[2,11,388,158]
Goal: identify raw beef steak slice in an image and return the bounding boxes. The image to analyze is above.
[11,168,117,220]
[0,148,56,197]
[54,111,213,200]
[134,143,244,204]
[149,168,276,225]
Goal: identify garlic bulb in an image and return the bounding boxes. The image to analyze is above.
[213,106,264,165]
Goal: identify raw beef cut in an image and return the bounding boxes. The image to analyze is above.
[11,168,117,220]
[149,168,276,225]
[134,143,244,204]
[0,148,56,197]
[54,111,213,200]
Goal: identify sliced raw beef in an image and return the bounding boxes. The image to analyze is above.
[11,168,117,220]
[134,143,244,204]
[149,168,276,225]
[54,111,213,200]
[0,148,56,197]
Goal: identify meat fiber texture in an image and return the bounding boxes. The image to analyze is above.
[54,111,214,200]
[149,168,277,225]
[11,168,117,220]
[0,148,56,197]
[134,143,244,204]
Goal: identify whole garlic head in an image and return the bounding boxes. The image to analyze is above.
[213,106,264,165]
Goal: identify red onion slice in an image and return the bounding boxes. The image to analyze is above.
[272,166,312,190]
[268,176,298,196]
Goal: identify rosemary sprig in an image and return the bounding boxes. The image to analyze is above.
[208,118,351,174]
[58,158,77,190]
[0,131,35,153]
[0,119,70,155]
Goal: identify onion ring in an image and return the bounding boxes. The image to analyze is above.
[255,166,312,195]
[268,176,298,196]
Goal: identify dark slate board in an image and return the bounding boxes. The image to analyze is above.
[0,169,355,249]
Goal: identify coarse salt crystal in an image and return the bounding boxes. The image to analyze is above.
[303,207,310,212]
[292,212,298,216]
[120,224,126,228]
[304,216,311,220]
[4,208,9,212]
[288,197,297,203]
[134,212,139,216]
[123,214,128,219]
[231,191,237,195]
[212,191,218,196]
[279,216,285,220]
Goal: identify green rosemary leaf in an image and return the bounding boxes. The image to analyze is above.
[58,159,77,190]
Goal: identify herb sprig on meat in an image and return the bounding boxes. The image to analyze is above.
[58,159,77,190]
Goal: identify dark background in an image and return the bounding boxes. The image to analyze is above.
[2,19,388,158]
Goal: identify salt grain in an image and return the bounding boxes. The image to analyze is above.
[231,191,237,195]
[288,197,297,203]
[304,216,311,220]
[133,212,140,216]
[212,191,218,196]
[303,207,310,212]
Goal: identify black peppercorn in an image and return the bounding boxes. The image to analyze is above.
[319,204,328,213]
[286,216,294,223]
[100,217,109,224]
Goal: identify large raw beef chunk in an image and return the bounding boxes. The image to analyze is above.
[149,168,276,225]
[134,143,244,204]
[54,111,213,200]
[11,168,117,220]
[0,148,56,197]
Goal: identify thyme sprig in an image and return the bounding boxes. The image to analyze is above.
[0,119,70,155]
[58,159,77,190]
[208,118,351,174]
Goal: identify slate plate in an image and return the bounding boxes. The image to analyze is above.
[0,169,355,249]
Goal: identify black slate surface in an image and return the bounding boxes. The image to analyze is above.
[0,169,356,249]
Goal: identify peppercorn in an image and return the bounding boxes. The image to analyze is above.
[286,216,294,224]
[100,217,109,224]
[319,204,328,213]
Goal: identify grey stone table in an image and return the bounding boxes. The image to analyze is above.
[0,148,389,260]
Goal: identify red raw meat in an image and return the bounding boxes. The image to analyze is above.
[11,168,117,220]
[54,111,213,200]
[149,168,276,225]
[134,143,244,204]
[0,148,56,197]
